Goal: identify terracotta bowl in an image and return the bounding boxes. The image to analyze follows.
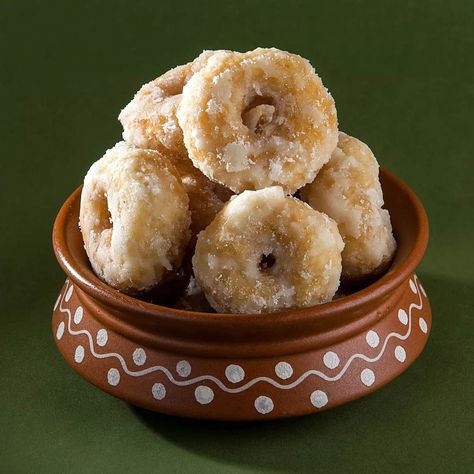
[52,168,430,421]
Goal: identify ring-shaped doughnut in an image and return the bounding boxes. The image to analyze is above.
[192,186,344,313]
[119,50,232,155]
[79,141,191,293]
[177,47,338,193]
[301,132,396,282]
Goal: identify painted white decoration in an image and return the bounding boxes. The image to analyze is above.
[96,329,108,347]
[74,345,85,363]
[275,362,293,380]
[152,383,166,400]
[409,279,417,294]
[420,283,427,297]
[398,309,408,325]
[310,390,328,408]
[394,345,406,362]
[176,360,191,377]
[419,318,428,334]
[56,321,65,340]
[255,396,274,414]
[323,351,340,369]
[361,368,375,387]
[54,294,61,311]
[65,285,74,302]
[73,306,83,324]
[133,348,147,366]
[107,368,120,386]
[56,276,425,395]
[366,330,380,348]
[195,385,214,404]
[225,364,245,383]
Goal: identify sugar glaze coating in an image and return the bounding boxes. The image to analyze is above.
[119,50,231,155]
[193,187,344,313]
[178,48,338,193]
[79,142,190,293]
[301,132,396,281]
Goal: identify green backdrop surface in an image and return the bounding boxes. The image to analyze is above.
[1,1,473,472]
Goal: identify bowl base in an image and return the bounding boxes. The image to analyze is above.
[52,274,431,421]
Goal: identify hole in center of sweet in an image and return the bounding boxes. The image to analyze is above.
[259,253,276,271]
[242,96,276,135]
[162,76,186,97]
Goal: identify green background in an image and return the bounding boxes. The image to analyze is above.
[1,0,473,472]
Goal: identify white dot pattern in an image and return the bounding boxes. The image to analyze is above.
[152,383,166,400]
[255,396,274,414]
[56,322,65,340]
[275,362,293,380]
[176,360,191,377]
[419,318,428,334]
[195,385,214,404]
[398,309,408,325]
[96,329,108,347]
[323,351,340,369]
[65,285,74,302]
[107,368,120,386]
[132,348,147,366]
[225,364,245,383]
[73,306,83,324]
[361,368,375,387]
[366,330,380,348]
[74,345,85,363]
[52,275,428,411]
[394,345,406,362]
[310,390,328,408]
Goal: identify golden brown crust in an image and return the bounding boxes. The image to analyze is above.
[177,48,338,193]
[193,187,344,313]
[173,158,233,237]
[79,142,191,293]
[119,51,231,155]
[301,132,396,281]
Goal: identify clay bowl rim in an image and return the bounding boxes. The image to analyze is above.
[53,167,429,333]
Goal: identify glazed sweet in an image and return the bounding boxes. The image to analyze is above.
[301,132,396,282]
[177,48,338,193]
[193,187,344,313]
[84,49,397,310]
[119,50,230,155]
[79,142,190,293]
[173,158,233,237]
